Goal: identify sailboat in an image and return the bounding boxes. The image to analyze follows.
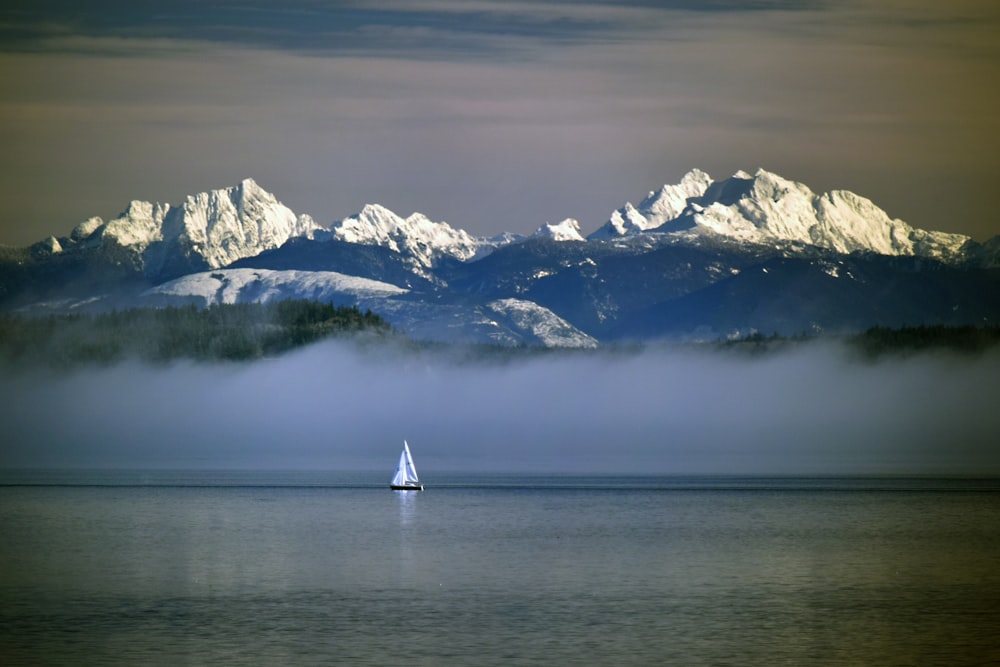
[390,440,424,491]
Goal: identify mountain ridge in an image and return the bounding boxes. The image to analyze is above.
[592,168,973,263]
[14,169,993,271]
[35,177,320,282]
[4,171,998,347]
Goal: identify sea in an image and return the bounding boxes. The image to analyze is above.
[1,471,998,666]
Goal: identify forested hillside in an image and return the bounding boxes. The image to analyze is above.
[0,301,391,368]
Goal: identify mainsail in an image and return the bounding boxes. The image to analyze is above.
[391,440,421,488]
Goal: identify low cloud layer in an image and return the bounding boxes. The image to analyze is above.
[2,341,997,475]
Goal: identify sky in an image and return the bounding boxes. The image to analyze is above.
[1,0,999,247]
[2,341,999,474]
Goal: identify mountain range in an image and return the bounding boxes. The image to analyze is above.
[3,169,998,347]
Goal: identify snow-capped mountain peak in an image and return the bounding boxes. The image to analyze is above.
[328,204,488,269]
[637,168,714,226]
[663,168,970,260]
[531,218,584,242]
[6,170,998,349]
[173,179,318,266]
[74,179,320,280]
[71,216,104,243]
[331,204,407,250]
[590,167,970,262]
[589,168,713,240]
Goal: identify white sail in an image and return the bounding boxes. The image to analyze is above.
[403,440,419,482]
[391,440,421,488]
[391,450,408,487]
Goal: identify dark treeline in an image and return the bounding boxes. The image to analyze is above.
[0,300,391,368]
[722,325,1000,358]
[3,304,999,369]
[849,325,1000,358]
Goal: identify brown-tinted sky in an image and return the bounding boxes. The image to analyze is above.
[1,0,998,246]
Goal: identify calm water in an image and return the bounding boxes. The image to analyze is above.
[1,472,998,666]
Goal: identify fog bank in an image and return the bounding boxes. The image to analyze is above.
[1,342,998,475]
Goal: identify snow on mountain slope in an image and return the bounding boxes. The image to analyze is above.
[592,168,970,262]
[667,169,970,260]
[7,173,1000,348]
[361,296,597,348]
[486,298,598,348]
[589,169,712,240]
[144,268,407,306]
[531,219,585,242]
[322,204,490,270]
[79,179,320,279]
[24,169,978,291]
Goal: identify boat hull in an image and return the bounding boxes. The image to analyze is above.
[390,484,424,491]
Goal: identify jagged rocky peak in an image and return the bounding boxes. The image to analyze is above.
[100,199,168,249]
[676,168,971,259]
[14,170,983,291]
[354,203,403,229]
[59,179,320,281]
[637,168,715,224]
[697,169,759,207]
[334,204,417,242]
[178,178,284,220]
[235,176,265,197]
[177,179,319,270]
[531,218,584,242]
[591,167,971,262]
[32,236,63,256]
[589,168,713,240]
[71,216,105,242]
[329,203,487,267]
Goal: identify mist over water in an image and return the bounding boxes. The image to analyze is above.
[1,341,998,475]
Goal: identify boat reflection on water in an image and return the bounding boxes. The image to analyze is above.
[397,487,417,528]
